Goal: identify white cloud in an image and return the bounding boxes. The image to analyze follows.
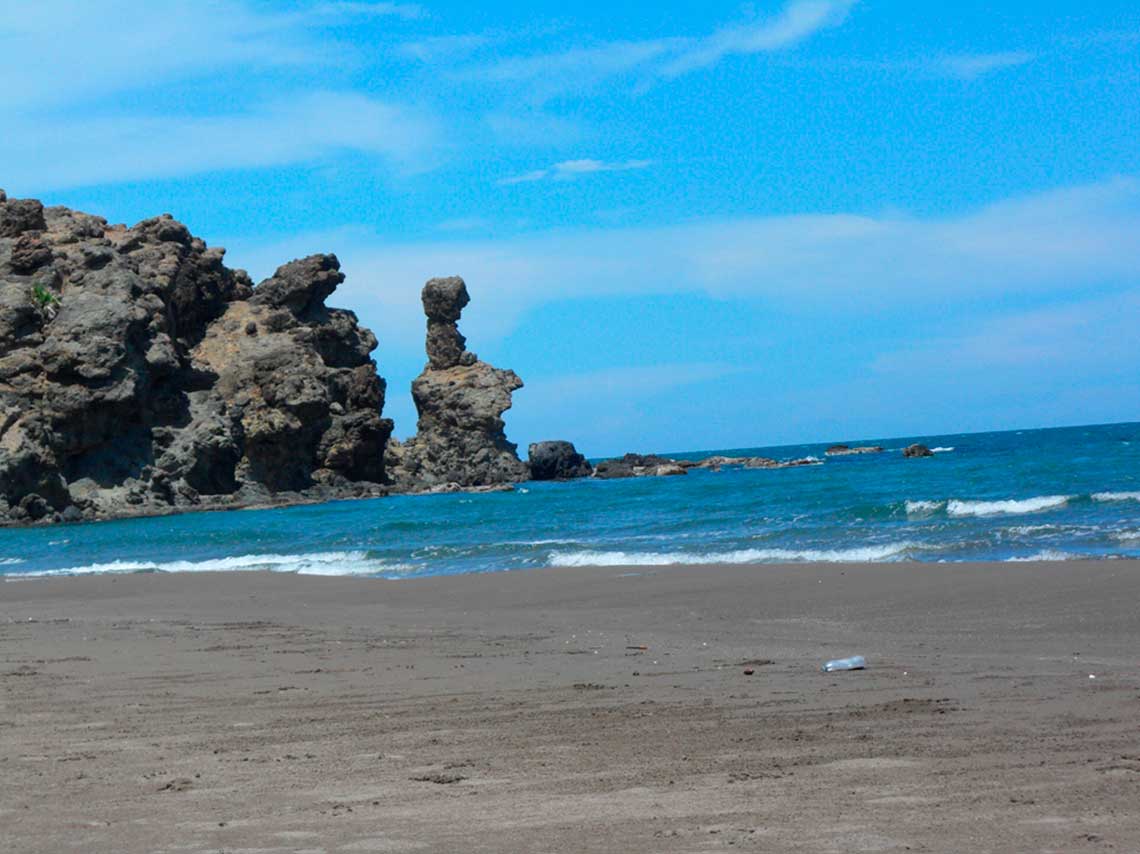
[465,0,857,94]
[2,92,438,191]
[225,176,1140,354]
[933,51,1035,80]
[664,0,858,76]
[0,1,300,110]
[0,0,428,112]
[310,1,424,19]
[872,290,1140,376]
[471,39,681,96]
[528,363,742,401]
[508,363,745,454]
[436,217,493,232]
[399,33,493,62]
[500,159,653,185]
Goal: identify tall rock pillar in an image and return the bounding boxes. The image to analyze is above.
[390,277,529,488]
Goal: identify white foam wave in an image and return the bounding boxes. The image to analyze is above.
[1005,549,1081,562]
[1006,524,1062,535]
[0,557,25,566]
[548,542,920,567]
[931,447,955,453]
[947,496,1070,517]
[1115,531,1140,545]
[9,551,409,579]
[1092,491,1140,503]
[905,500,944,516]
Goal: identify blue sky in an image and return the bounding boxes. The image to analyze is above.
[3,0,1139,455]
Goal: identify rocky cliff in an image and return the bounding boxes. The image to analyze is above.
[0,191,392,523]
[387,277,530,489]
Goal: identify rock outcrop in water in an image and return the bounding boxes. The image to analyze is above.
[903,443,934,458]
[0,191,392,523]
[387,277,530,490]
[593,453,688,479]
[592,452,823,478]
[528,441,593,480]
[825,444,884,456]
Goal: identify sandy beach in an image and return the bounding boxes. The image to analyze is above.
[2,560,1139,852]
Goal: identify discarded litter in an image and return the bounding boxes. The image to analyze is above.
[822,655,866,673]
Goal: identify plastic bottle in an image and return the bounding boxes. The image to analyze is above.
[822,655,866,672]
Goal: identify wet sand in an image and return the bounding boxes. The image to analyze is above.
[2,560,1139,852]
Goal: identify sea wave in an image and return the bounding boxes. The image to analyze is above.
[1092,491,1140,503]
[947,496,1071,517]
[1005,549,1082,562]
[931,447,955,453]
[1005,524,1062,535]
[547,542,921,567]
[0,557,25,566]
[8,551,415,579]
[905,500,944,516]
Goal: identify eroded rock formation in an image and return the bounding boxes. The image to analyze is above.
[388,277,530,489]
[0,191,391,523]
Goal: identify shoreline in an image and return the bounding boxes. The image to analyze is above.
[3,560,1139,851]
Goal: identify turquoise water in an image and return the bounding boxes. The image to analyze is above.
[2,423,1138,579]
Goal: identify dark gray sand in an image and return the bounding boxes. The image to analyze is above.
[2,560,1139,852]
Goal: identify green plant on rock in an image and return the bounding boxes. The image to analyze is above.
[30,284,61,319]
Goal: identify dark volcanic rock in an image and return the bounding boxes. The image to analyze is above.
[528,440,592,480]
[903,443,934,458]
[388,277,529,489]
[825,444,884,456]
[422,276,475,370]
[0,191,392,524]
[0,193,46,238]
[594,453,688,479]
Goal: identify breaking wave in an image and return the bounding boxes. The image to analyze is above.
[947,496,1071,516]
[1092,491,1140,503]
[8,551,416,579]
[1005,549,1082,562]
[931,447,955,453]
[905,500,944,516]
[547,542,922,567]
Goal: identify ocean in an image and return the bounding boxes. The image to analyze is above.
[2,422,1137,580]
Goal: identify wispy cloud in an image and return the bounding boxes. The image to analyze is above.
[398,33,492,62]
[230,176,1140,351]
[933,50,1035,80]
[663,0,858,77]
[3,92,438,191]
[310,1,424,19]
[0,0,429,111]
[0,2,299,110]
[873,291,1140,376]
[511,362,745,452]
[500,159,653,186]
[464,0,858,95]
[436,217,493,232]
[530,363,742,401]
[473,39,680,90]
